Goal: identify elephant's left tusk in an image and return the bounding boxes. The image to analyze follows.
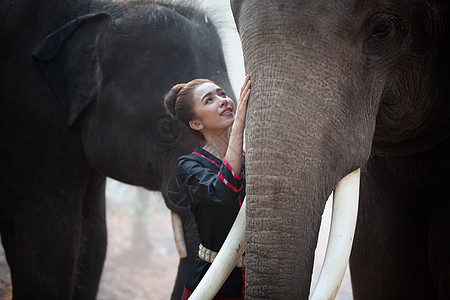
[171,211,187,259]
[188,198,246,300]
[310,168,360,300]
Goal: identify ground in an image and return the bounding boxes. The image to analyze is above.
[0,180,352,299]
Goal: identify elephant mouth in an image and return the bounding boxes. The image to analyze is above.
[187,169,361,300]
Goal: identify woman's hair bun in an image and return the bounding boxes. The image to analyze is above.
[163,78,212,142]
[164,83,185,119]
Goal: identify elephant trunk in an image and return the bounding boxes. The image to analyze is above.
[243,53,341,299]
[243,80,362,298]
[245,100,332,298]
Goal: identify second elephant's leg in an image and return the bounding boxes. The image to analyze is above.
[1,197,83,299]
[73,175,107,300]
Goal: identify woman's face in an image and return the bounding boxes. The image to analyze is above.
[189,82,235,133]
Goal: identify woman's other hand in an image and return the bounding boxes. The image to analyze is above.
[233,74,251,132]
[225,74,250,175]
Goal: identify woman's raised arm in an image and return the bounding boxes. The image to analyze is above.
[224,74,251,175]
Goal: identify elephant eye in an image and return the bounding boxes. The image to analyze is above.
[148,116,181,144]
[362,14,404,59]
[372,23,390,38]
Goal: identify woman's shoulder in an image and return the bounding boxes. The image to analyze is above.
[178,147,203,162]
[178,147,223,167]
[177,147,207,170]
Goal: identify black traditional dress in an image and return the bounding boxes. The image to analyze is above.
[177,147,245,299]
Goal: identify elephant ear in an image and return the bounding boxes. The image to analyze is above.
[32,13,112,126]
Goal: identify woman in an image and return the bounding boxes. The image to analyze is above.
[164,75,251,299]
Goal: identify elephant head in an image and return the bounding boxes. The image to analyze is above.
[32,7,234,193]
[220,0,449,299]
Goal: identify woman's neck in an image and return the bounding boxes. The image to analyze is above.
[202,128,230,159]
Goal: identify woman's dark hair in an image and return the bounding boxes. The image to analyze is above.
[164,78,214,142]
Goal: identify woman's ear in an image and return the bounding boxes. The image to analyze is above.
[189,120,204,131]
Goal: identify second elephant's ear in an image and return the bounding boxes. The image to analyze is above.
[32,13,113,126]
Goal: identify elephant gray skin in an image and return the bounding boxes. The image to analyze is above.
[0,0,235,299]
[231,1,450,299]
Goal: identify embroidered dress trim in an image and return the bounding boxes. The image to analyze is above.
[192,151,221,168]
[192,151,243,192]
[218,172,243,192]
[223,158,244,180]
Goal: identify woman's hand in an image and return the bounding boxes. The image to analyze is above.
[233,74,251,132]
[225,74,250,175]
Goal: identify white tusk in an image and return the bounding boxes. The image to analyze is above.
[171,211,188,259]
[310,168,360,300]
[189,198,246,300]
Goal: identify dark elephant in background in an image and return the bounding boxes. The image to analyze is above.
[231,0,450,299]
[0,0,236,299]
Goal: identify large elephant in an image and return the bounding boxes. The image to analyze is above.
[230,1,450,299]
[0,0,236,299]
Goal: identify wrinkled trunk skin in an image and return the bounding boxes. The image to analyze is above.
[232,1,375,298]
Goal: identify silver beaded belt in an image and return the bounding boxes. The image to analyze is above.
[198,244,245,268]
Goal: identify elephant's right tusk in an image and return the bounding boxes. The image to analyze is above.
[171,211,188,259]
[188,198,246,300]
[310,168,360,300]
